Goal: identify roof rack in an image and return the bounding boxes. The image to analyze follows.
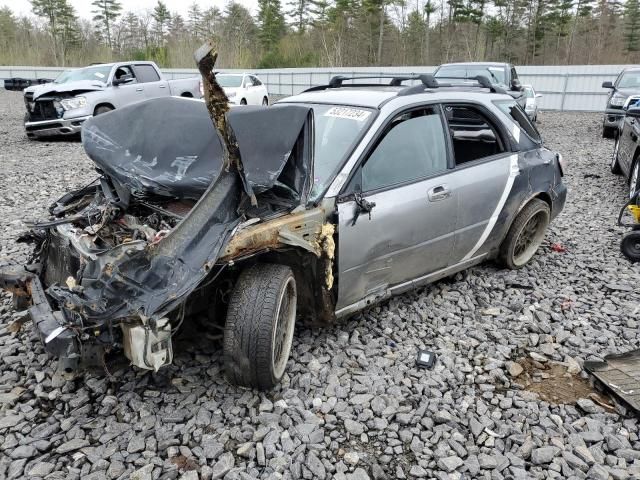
[302,73,509,97]
[302,74,438,92]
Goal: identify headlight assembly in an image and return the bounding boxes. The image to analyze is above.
[610,94,626,107]
[60,96,88,110]
[227,91,237,98]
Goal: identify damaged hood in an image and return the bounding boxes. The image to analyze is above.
[82,96,314,203]
[30,80,106,99]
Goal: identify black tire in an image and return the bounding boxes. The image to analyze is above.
[223,263,297,390]
[603,125,616,139]
[499,199,551,269]
[629,159,640,199]
[621,231,640,262]
[262,96,268,106]
[94,105,114,116]
[240,99,247,105]
[611,137,623,174]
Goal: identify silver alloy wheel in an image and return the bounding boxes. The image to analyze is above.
[512,210,548,266]
[271,276,296,379]
[630,161,640,199]
[612,138,620,168]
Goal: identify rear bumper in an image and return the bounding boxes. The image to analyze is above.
[551,181,568,221]
[0,265,79,360]
[24,115,92,138]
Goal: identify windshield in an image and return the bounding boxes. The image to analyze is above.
[435,65,507,86]
[309,104,375,199]
[618,71,640,89]
[216,74,243,87]
[54,65,112,84]
[524,86,534,98]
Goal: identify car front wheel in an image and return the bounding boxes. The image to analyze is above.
[611,137,622,174]
[603,125,617,139]
[630,160,640,199]
[499,199,551,269]
[223,263,297,390]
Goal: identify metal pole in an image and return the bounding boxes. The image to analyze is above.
[560,73,569,112]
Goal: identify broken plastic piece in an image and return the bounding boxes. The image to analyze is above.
[416,350,436,369]
[550,243,566,253]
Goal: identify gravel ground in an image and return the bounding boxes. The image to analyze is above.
[1,88,640,480]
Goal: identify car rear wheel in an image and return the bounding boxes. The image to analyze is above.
[499,199,551,269]
[611,137,622,174]
[94,105,114,116]
[240,99,247,105]
[262,97,268,106]
[630,160,640,199]
[603,125,616,139]
[223,263,297,390]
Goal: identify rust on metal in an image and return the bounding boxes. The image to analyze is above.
[220,209,326,262]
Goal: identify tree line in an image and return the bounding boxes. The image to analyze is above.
[0,0,639,69]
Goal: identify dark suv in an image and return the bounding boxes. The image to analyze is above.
[602,67,640,138]
[434,62,526,108]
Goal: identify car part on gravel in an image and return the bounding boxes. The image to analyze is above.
[415,350,436,369]
[584,350,640,414]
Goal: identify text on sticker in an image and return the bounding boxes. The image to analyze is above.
[325,107,371,122]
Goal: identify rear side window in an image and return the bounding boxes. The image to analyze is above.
[494,100,541,143]
[442,105,505,165]
[134,64,161,83]
[251,76,262,86]
[362,107,447,191]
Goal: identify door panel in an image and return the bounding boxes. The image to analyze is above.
[453,154,517,261]
[336,176,458,310]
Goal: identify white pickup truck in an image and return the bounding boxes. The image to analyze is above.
[23,61,201,138]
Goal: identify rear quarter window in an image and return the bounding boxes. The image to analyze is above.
[134,64,161,83]
[493,99,541,145]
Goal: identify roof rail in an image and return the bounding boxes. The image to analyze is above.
[301,73,509,97]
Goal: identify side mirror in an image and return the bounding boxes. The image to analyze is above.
[511,79,522,92]
[627,106,640,117]
[602,81,614,89]
[113,74,134,86]
[535,93,543,98]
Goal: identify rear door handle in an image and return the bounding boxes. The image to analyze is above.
[428,184,451,202]
[159,85,166,88]
[136,87,144,92]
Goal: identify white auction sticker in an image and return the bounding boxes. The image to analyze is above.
[324,106,371,121]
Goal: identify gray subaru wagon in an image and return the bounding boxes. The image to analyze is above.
[0,74,567,389]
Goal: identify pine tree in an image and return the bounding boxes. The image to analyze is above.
[91,0,121,49]
[152,0,171,44]
[258,0,286,51]
[187,2,203,37]
[30,0,77,65]
[625,0,640,52]
[286,0,310,33]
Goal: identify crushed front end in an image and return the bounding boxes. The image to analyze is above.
[1,51,318,373]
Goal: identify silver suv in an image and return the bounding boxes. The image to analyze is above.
[0,73,567,389]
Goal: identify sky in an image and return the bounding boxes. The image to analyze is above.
[0,0,259,18]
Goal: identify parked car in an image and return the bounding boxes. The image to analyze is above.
[611,102,640,197]
[23,61,201,138]
[523,84,542,121]
[433,62,526,108]
[602,67,640,138]
[209,73,269,106]
[0,72,566,389]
